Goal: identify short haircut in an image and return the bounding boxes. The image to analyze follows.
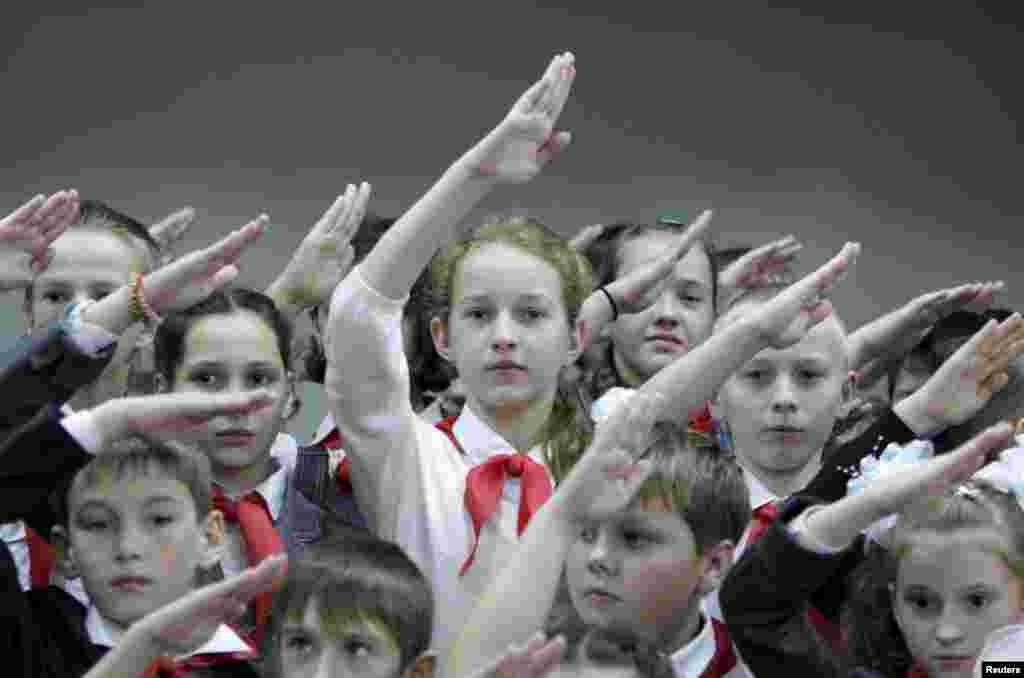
[265,534,433,674]
[75,199,161,269]
[62,438,213,527]
[886,342,938,400]
[632,424,750,552]
[545,609,673,678]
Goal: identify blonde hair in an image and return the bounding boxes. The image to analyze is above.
[428,217,594,481]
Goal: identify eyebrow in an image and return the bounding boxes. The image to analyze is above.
[186,360,281,370]
[459,293,555,305]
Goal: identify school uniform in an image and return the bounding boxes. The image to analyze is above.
[720,496,887,678]
[669,601,752,678]
[325,267,557,653]
[296,413,369,532]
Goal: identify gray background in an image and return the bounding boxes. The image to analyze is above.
[2,1,1020,438]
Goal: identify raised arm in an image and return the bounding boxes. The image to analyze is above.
[642,242,861,423]
[324,54,577,531]
[0,190,79,290]
[443,392,660,678]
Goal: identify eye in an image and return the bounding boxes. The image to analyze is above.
[190,373,220,389]
[344,640,372,658]
[91,289,114,302]
[149,514,176,528]
[284,632,314,654]
[249,372,276,387]
[904,592,939,615]
[798,370,824,383]
[579,525,597,544]
[42,291,69,304]
[464,308,489,321]
[519,307,546,322]
[744,370,768,383]
[76,515,112,532]
[966,592,991,610]
[622,530,652,549]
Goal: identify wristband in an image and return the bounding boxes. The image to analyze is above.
[599,287,619,321]
[129,273,162,326]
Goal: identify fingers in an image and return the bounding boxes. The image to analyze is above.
[3,194,46,229]
[944,422,1015,481]
[35,189,79,240]
[670,209,714,260]
[149,207,197,248]
[569,223,605,252]
[545,52,576,123]
[535,130,572,167]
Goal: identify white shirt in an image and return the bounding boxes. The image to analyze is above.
[670,603,752,678]
[325,267,553,653]
[0,521,31,591]
[86,605,252,656]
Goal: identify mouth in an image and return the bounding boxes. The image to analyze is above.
[216,429,256,447]
[582,588,621,607]
[765,425,804,433]
[488,361,526,372]
[109,576,153,593]
[646,334,688,352]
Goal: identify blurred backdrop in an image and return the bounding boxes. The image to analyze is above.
[1,1,1020,437]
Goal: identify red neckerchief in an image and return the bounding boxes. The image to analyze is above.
[905,665,929,678]
[700,617,738,678]
[25,525,55,589]
[437,415,553,575]
[210,488,285,646]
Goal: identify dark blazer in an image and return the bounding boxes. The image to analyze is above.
[720,497,891,678]
[0,312,116,450]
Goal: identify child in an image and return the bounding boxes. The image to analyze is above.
[151,284,344,641]
[0,388,274,678]
[720,422,1024,678]
[324,53,725,652]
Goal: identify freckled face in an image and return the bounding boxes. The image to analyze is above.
[442,243,575,413]
[565,498,707,646]
[894,531,1024,678]
[69,473,206,625]
[278,599,404,678]
[172,311,289,473]
[609,234,714,387]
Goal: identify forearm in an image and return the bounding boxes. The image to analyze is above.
[359,159,495,299]
[800,494,887,551]
[443,500,576,678]
[644,318,765,422]
[81,285,137,337]
[264,278,307,325]
[82,627,165,678]
[576,289,616,351]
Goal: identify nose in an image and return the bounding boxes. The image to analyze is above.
[313,647,337,678]
[652,290,684,329]
[586,530,618,577]
[491,310,520,352]
[114,521,146,562]
[770,374,798,413]
[934,608,967,647]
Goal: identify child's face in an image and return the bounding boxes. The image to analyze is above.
[68,471,211,626]
[565,498,708,647]
[608,234,714,387]
[28,228,146,328]
[894,531,1024,678]
[173,310,290,475]
[437,243,576,414]
[278,599,404,678]
[717,314,848,481]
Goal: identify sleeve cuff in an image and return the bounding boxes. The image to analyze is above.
[59,410,105,455]
[63,301,119,357]
[788,505,854,554]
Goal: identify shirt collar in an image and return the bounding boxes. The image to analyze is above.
[742,467,779,512]
[86,606,252,656]
[452,404,545,466]
[308,413,337,447]
[669,611,717,678]
[60,403,74,416]
[0,520,26,543]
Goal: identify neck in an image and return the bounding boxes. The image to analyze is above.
[739,450,823,499]
[469,392,556,453]
[213,455,276,496]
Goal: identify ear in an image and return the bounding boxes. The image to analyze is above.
[697,540,735,596]
[153,372,168,394]
[401,652,436,678]
[199,509,227,569]
[50,525,81,580]
[430,316,452,363]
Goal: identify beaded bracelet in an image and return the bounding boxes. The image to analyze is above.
[129,273,162,325]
